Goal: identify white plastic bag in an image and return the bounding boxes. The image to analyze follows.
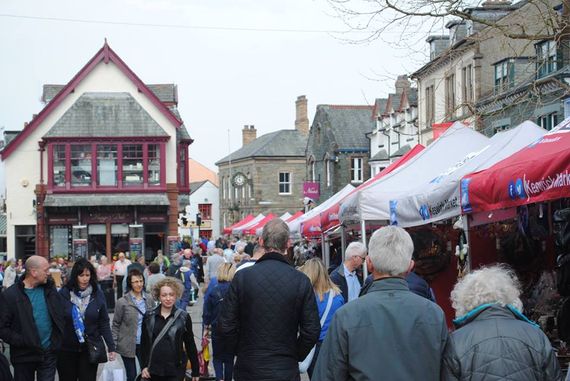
[99,358,126,381]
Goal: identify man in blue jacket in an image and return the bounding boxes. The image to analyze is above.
[329,241,367,303]
[0,255,64,381]
[313,226,448,380]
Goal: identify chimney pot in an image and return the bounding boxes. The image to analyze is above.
[242,124,257,146]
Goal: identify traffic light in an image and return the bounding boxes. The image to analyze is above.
[196,213,202,226]
[181,216,188,226]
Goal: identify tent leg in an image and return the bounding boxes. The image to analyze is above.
[463,215,472,273]
[361,219,368,281]
[341,226,346,262]
[322,234,330,269]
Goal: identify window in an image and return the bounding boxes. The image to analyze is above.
[48,142,165,191]
[147,144,160,186]
[71,144,92,187]
[178,145,188,188]
[494,60,514,93]
[425,85,435,127]
[445,74,456,118]
[279,172,291,194]
[97,144,117,186]
[536,40,558,78]
[462,65,473,109]
[326,159,331,187]
[198,204,212,220]
[222,176,226,199]
[351,158,363,183]
[310,160,316,181]
[538,112,558,131]
[53,145,66,187]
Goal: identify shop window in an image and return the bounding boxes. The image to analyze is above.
[279,172,291,194]
[50,226,72,258]
[122,144,144,186]
[97,144,117,186]
[53,145,66,187]
[199,204,212,220]
[15,225,36,260]
[71,144,92,187]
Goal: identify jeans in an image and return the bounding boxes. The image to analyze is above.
[122,345,142,381]
[213,353,234,381]
[13,350,57,381]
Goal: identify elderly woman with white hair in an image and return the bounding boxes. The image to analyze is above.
[330,241,367,303]
[442,265,562,380]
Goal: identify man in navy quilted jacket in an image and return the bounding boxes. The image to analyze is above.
[219,218,320,381]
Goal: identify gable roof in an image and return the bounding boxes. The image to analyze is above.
[369,149,389,162]
[316,105,375,150]
[2,42,184,159]
[216,129,306,165]
[190,180,209,195]
[44,92,169,138]
[189,158,218,186]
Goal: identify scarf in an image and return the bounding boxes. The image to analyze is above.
[70,285,93,343]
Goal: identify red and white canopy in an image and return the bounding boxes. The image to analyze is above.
[243,214,277,235]
[461,118,570,213]
[223,214,254,235]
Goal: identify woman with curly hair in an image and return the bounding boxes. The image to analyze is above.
[140,277,200,381]
[442,265,562,380]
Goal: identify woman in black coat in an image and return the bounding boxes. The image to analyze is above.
[140,277,199,381]
[57,258,116,381]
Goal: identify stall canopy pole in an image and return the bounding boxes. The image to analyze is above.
[341,226,347,262]
[361,219,368,280]
[323,233,330,269]
[463,215,472,273]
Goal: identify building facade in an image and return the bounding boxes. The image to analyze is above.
[216,96,309,229]
[187,180,219,240]
[368,76,419,176]
[1,42,192,260]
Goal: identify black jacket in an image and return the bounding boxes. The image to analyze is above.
[0,277,64,364]
[140,305,199,377]
[219,252,320,381]
[442,304,563,380]
[59,285,116,353]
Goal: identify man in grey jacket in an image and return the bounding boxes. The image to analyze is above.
[312,226,448,381]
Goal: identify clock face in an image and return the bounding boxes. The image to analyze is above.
[233,174,246,187]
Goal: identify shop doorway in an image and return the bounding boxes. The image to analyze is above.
[144,224,165,262]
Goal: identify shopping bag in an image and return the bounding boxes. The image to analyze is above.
[99,359,126,381]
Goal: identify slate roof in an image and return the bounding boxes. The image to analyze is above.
[319,105,375,150]
[190,180,208,195]
[216,129,307,165]
[169,107,192,142]
[369,149,389,162]
[44,93,169,138]
[388,94,401,112]
[373,98,388,117]
[407,89,418,107]
[42,84,178,104]
[391,144,413,158]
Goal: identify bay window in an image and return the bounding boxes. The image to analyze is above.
[49,141,165,191]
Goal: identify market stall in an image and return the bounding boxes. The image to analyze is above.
[222,214,254,235]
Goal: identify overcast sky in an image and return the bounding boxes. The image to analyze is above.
[0,0,429,171]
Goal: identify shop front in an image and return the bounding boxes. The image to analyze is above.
[43,194,171,261]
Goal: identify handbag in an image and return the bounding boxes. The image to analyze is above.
[86,334,108,364]
[299,291,334,373]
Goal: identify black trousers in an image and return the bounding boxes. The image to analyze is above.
[122,345,142,381]
[57,350,99,381]
[13,350,57,381]
[116,275,125,299]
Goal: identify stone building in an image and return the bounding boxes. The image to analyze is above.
[1,42,192,260]
[411,0,564,142]
[215,96,309,229]
[305,103,375,203]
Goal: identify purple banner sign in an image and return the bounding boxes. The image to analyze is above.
[303,182,320,199]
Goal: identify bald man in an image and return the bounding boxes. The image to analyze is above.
[0,256,64,381]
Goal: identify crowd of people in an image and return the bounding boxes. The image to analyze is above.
[0,221,568,381]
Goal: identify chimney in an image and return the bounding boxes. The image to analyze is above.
[242,125,257,146]
[395,75,410,95]
[295,95,309,136]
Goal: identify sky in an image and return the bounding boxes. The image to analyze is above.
[0,0,430,171]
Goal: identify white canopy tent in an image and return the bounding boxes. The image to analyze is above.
[390,121,546,227]
[231,213,265,235]
[339,123,490,224]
